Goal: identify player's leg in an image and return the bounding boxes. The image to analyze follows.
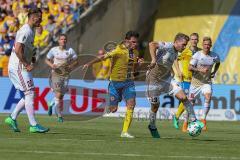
[173,81,190,129]
[53,92,64,122]
[173,82,204,129]
[20,70,49,133]
[201,84,212,131]
[146,82,161,138]
[107,81,121,113]
[5,99,24,132]
[121,80,136,138]
[148,96,161,138]
[5,69,25,132]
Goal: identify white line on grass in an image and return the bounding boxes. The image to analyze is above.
[0,150,239,159]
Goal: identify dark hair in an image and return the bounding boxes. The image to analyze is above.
[28,8,42,18]
[59,34,67,39]
[174,33,189,42]
[190,33,199,38]
[125,31,139,40]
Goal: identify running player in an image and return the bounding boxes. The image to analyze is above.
[83,31,143,138]
[188,37,220,131]
[5,8,49,133]
[45,34,78,122]
[173,33,201,132]
[146,33,204,138]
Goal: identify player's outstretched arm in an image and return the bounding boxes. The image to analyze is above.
[83,54,106,70]
[15,42,33,71]
[148,41,159,69]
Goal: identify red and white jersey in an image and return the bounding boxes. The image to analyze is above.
[190,50,220,86]
[46,46,77,67]
[9,24,35,70]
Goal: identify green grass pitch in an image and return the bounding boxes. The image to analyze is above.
[0,114,240,160]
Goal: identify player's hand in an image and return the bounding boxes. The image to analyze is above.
[82,64,89,70]
[52,64,58,69]
[137,58,144,65]
[25,64,34,72]
[198,67,209,74]
[177,72,183,82]
[148,61,156,69]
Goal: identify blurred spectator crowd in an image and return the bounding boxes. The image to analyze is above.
[0,0,96,76]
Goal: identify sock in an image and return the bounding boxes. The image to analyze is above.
[122,108,133,133]
[11,98,25,120]
[183,100,196,121]
[25,93,37,126]
[175,102,185,119]
[202,102,210,120]
[54,98,62,117]
[149,110,156,129]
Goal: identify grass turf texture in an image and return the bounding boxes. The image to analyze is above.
[0,114,240,160]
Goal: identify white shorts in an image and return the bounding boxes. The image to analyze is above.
[188,84,212,100]
[8,67,34,92]
[146,77,182,98]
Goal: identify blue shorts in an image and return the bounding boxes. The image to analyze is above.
[108,80,136,106]
[181,81,190,95]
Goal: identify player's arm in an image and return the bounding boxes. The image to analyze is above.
[83,50,115,70]
[45,58,55,69]
[211,62,220,78]
[189,54,208,74]
[148,41,159,69]
[173,59,183,81]
[45,49,56,69]
[14,42,33,71]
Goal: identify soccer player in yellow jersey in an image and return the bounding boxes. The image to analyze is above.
[173,33,201,132]
[84,31,144,138]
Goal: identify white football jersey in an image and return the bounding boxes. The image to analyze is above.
[9,24,35,70]
[156,42,178,68]
[46,46,77,67]
[190,51,220,86]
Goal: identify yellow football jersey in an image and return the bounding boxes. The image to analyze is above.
[104,44,138,81]
[178,47,201,82]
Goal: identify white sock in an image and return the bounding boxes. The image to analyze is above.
[183,100,196,121]
[54,98,62,117]
[203,102,210,120]
[149,110,156,129]
[11,98,25,120]
[25,93,37,126]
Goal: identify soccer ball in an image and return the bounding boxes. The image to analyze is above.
[187,121,202,137]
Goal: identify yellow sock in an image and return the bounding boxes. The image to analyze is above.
[122,108,133,133]
[175,102,185,119]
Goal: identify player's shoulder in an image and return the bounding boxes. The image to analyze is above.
[158,42,173,49]
[209,51,219,57]
[19,24,32,33]
[192,50,202,57]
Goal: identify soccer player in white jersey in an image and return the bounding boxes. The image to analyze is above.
[146,33,204,138]
[5,8,49,133]
[45,34,78,122]
[189,37,220,131]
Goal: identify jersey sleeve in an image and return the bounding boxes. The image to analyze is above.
[46,48,54,60]
[70,48,77,60]
[104,49,118,59]
[190,52,199,66]
[215,53,220,63]
[15,29,29,45]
